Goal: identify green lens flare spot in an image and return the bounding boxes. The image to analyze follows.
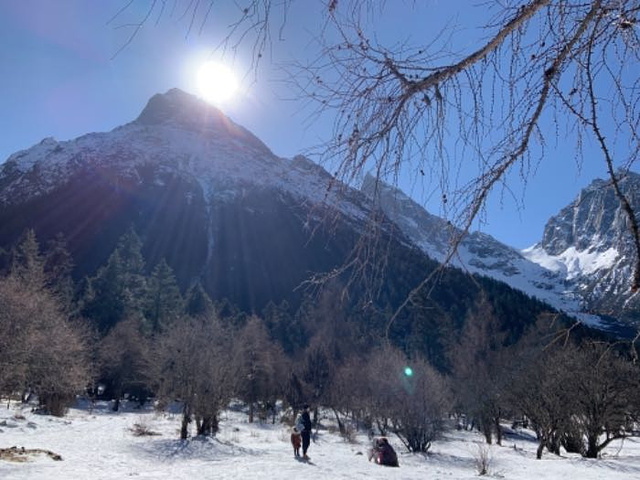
[404,367,413,377]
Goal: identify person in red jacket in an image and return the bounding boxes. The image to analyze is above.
[290,426,302,457]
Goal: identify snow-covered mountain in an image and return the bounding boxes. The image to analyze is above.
[523,173,640,323]
[361,172,640,328]
[1,87,634,334]
[0,89,369,221]
[0,89,380,311]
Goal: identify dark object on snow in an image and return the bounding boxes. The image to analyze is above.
[368,437,399,467]
[0,446,62,462]
[296,405,312,458]
[291,426,302,457]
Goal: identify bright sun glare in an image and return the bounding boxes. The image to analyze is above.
[196,61,239,104]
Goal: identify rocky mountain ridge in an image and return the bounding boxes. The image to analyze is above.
[362,172,640,327]
[524,173,640,323]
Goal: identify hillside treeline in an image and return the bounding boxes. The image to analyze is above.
[1,229,639,459]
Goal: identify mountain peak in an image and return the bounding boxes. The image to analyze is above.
[134,88,272,155]
[135,88,225,127]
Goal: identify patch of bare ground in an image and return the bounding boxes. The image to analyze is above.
[0,446,63,463]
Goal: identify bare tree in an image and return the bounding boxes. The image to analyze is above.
[327,355,370,435]
[507,341,578,459]
[97,315,151,411]
[233,315,287,423]
[571,343,640,458]
[0,275,90,415]
[348,345,451,453]
[151,315,235,438]
[388,355,451,453]
[451,296,508,445]
[296,1,640,267]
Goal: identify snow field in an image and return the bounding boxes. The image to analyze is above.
[2,401,640,479]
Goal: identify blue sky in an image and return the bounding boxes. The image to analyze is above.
[0,1,623,249]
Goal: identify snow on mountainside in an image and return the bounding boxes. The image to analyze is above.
[0,89,397,313]
[523,173,640,323]
[0,89,369,222]
[3,88,638,328]
[360,174,612,328]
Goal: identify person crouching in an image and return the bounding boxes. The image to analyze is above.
[291,426,302,457]
[368,437,399,467]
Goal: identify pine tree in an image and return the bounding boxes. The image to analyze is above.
[116,227,147,314]
[83,249,127,333]
[11,229,45,289]
[262,300,303,354]
[184,282,214,317]
[82,228,147,333]
[144,259,182,332]
[44,233,75,310]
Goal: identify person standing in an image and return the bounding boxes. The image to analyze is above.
[296,404,312,459]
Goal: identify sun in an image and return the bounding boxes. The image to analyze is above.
[196,61,239,104]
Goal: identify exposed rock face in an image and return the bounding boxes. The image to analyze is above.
[362,171,640,326]
[361,174,581,316]
[528,173,640,323]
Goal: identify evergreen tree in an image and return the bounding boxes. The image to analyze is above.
[82,228,147,333]
[44,232,75,310]
[10,229,45,289]
[144,259,182,332]
[83,249,127,333]
[262,300,303,354]
[184,282,214,317]
[117,226,145,274]
[116,227,147,314]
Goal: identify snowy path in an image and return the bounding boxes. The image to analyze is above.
[2,402,640,479]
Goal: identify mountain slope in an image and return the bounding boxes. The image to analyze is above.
[361,175,586,314]
[0,89,373,310]
[0,88,588,355]
[361,172,640,329]
[523,173,640,323]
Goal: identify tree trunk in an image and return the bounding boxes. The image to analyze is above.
[536,439,545,459]
[547,433,561,456]
[494,415,502,446]
[180,404,191,440]
[585,435,599,459]
[332,408,345,435]
[249,402,254,423]
[197,416,216,436]
[482,420,493,445]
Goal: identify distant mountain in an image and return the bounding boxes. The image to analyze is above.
[361,172,640,330]
[0,88,600,357]
[523,173,640,324]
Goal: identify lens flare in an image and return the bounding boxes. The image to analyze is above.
[196,61,238,104]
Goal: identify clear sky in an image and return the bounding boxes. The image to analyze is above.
[0,1,625,249]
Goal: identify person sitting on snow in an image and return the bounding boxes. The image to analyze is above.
[368,436,399,467]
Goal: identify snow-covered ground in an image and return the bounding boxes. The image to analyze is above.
[2,400,640,479]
